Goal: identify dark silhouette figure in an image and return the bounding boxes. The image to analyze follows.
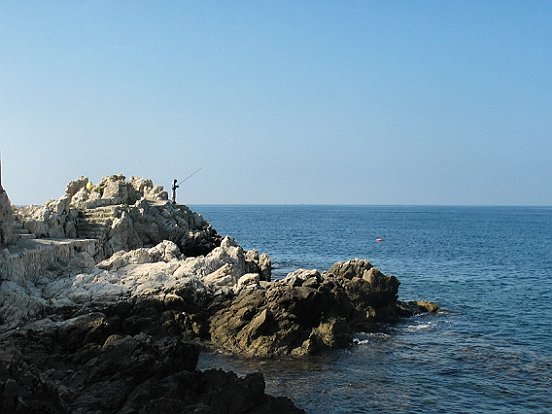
[171,179,179,204]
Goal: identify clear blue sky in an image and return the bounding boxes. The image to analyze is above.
[1,0,551,205]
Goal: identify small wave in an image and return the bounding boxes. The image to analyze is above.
[405,322,434,332]
[353,332,390,345]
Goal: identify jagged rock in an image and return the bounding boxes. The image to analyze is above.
[172,236,270,291]
[12,174,222,260]
[97,240,181,271]
[16,197,75,239]
[208,260,434,357]
[326,259,374,280]
[0,307,304,414]
[395,300,440,316]
[0,280,48,331]
[326,259,400,307]
[246,249,272,281]
[65,176,89,200]
[100,174,139,205]
[210,269,357,357]
[236,273,261,292]
[27,238,269,324]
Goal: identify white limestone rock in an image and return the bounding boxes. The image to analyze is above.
[236,273,261,292]
[97,240,181,271]
[0,280,47,330]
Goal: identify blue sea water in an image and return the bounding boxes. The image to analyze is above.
[193,205,552,414]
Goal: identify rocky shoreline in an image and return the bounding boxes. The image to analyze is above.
[1,175,438,413]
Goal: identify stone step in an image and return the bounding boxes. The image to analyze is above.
[80,214,115,221]
[77,232,106,239]
[83,206,118,212]
[77,228,108,235]
[77,223,108,230]
[12,222,33,235]
[81,208,117,215]
[78,218,112,225]
[77,235,103,240]
[18,233,36,240]
[75,207,120,240]
[77,218,109,225]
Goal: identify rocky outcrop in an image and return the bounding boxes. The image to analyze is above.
[0,312,304,414]
[1,175,440,413]
[0,239,98,331]
[65,174,168,209]
[0,189,15,246]
[209,260,438,357]
[14,174,222,259]
[0,236,270,336]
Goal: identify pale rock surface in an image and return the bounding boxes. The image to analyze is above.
[0,237,269,330]
[13,174,221,258]
[236,273,261,291]
[0,280,47,328]
[16,197,75,239]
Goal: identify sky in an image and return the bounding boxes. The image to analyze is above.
[1,0,551,205]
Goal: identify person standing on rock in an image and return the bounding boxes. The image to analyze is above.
[171,179,179,204]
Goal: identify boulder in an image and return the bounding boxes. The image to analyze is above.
[326,259,400,307]
[395,300,440,316]
[327,259,373,280]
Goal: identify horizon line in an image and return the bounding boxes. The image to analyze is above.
[188,203,552,208]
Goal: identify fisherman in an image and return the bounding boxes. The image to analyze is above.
[171,179,179,204]
[171,165,206,205]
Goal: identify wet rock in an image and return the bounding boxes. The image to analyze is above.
[209,260,425,357]
[395,300,440,316]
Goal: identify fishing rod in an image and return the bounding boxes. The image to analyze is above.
[177,164,208,186]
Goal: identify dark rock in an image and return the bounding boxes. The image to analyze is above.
[326,259,400,307]
[0,349,67,413]
[209,260,430,357]
[327,259,374,280]
[210,269,356,356]
[0,303,303,414]
[395,300,440,317]
[180,227,222,257]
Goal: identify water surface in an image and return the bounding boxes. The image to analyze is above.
[194,205,552,413]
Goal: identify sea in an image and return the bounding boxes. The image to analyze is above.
[192,205,552,414]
